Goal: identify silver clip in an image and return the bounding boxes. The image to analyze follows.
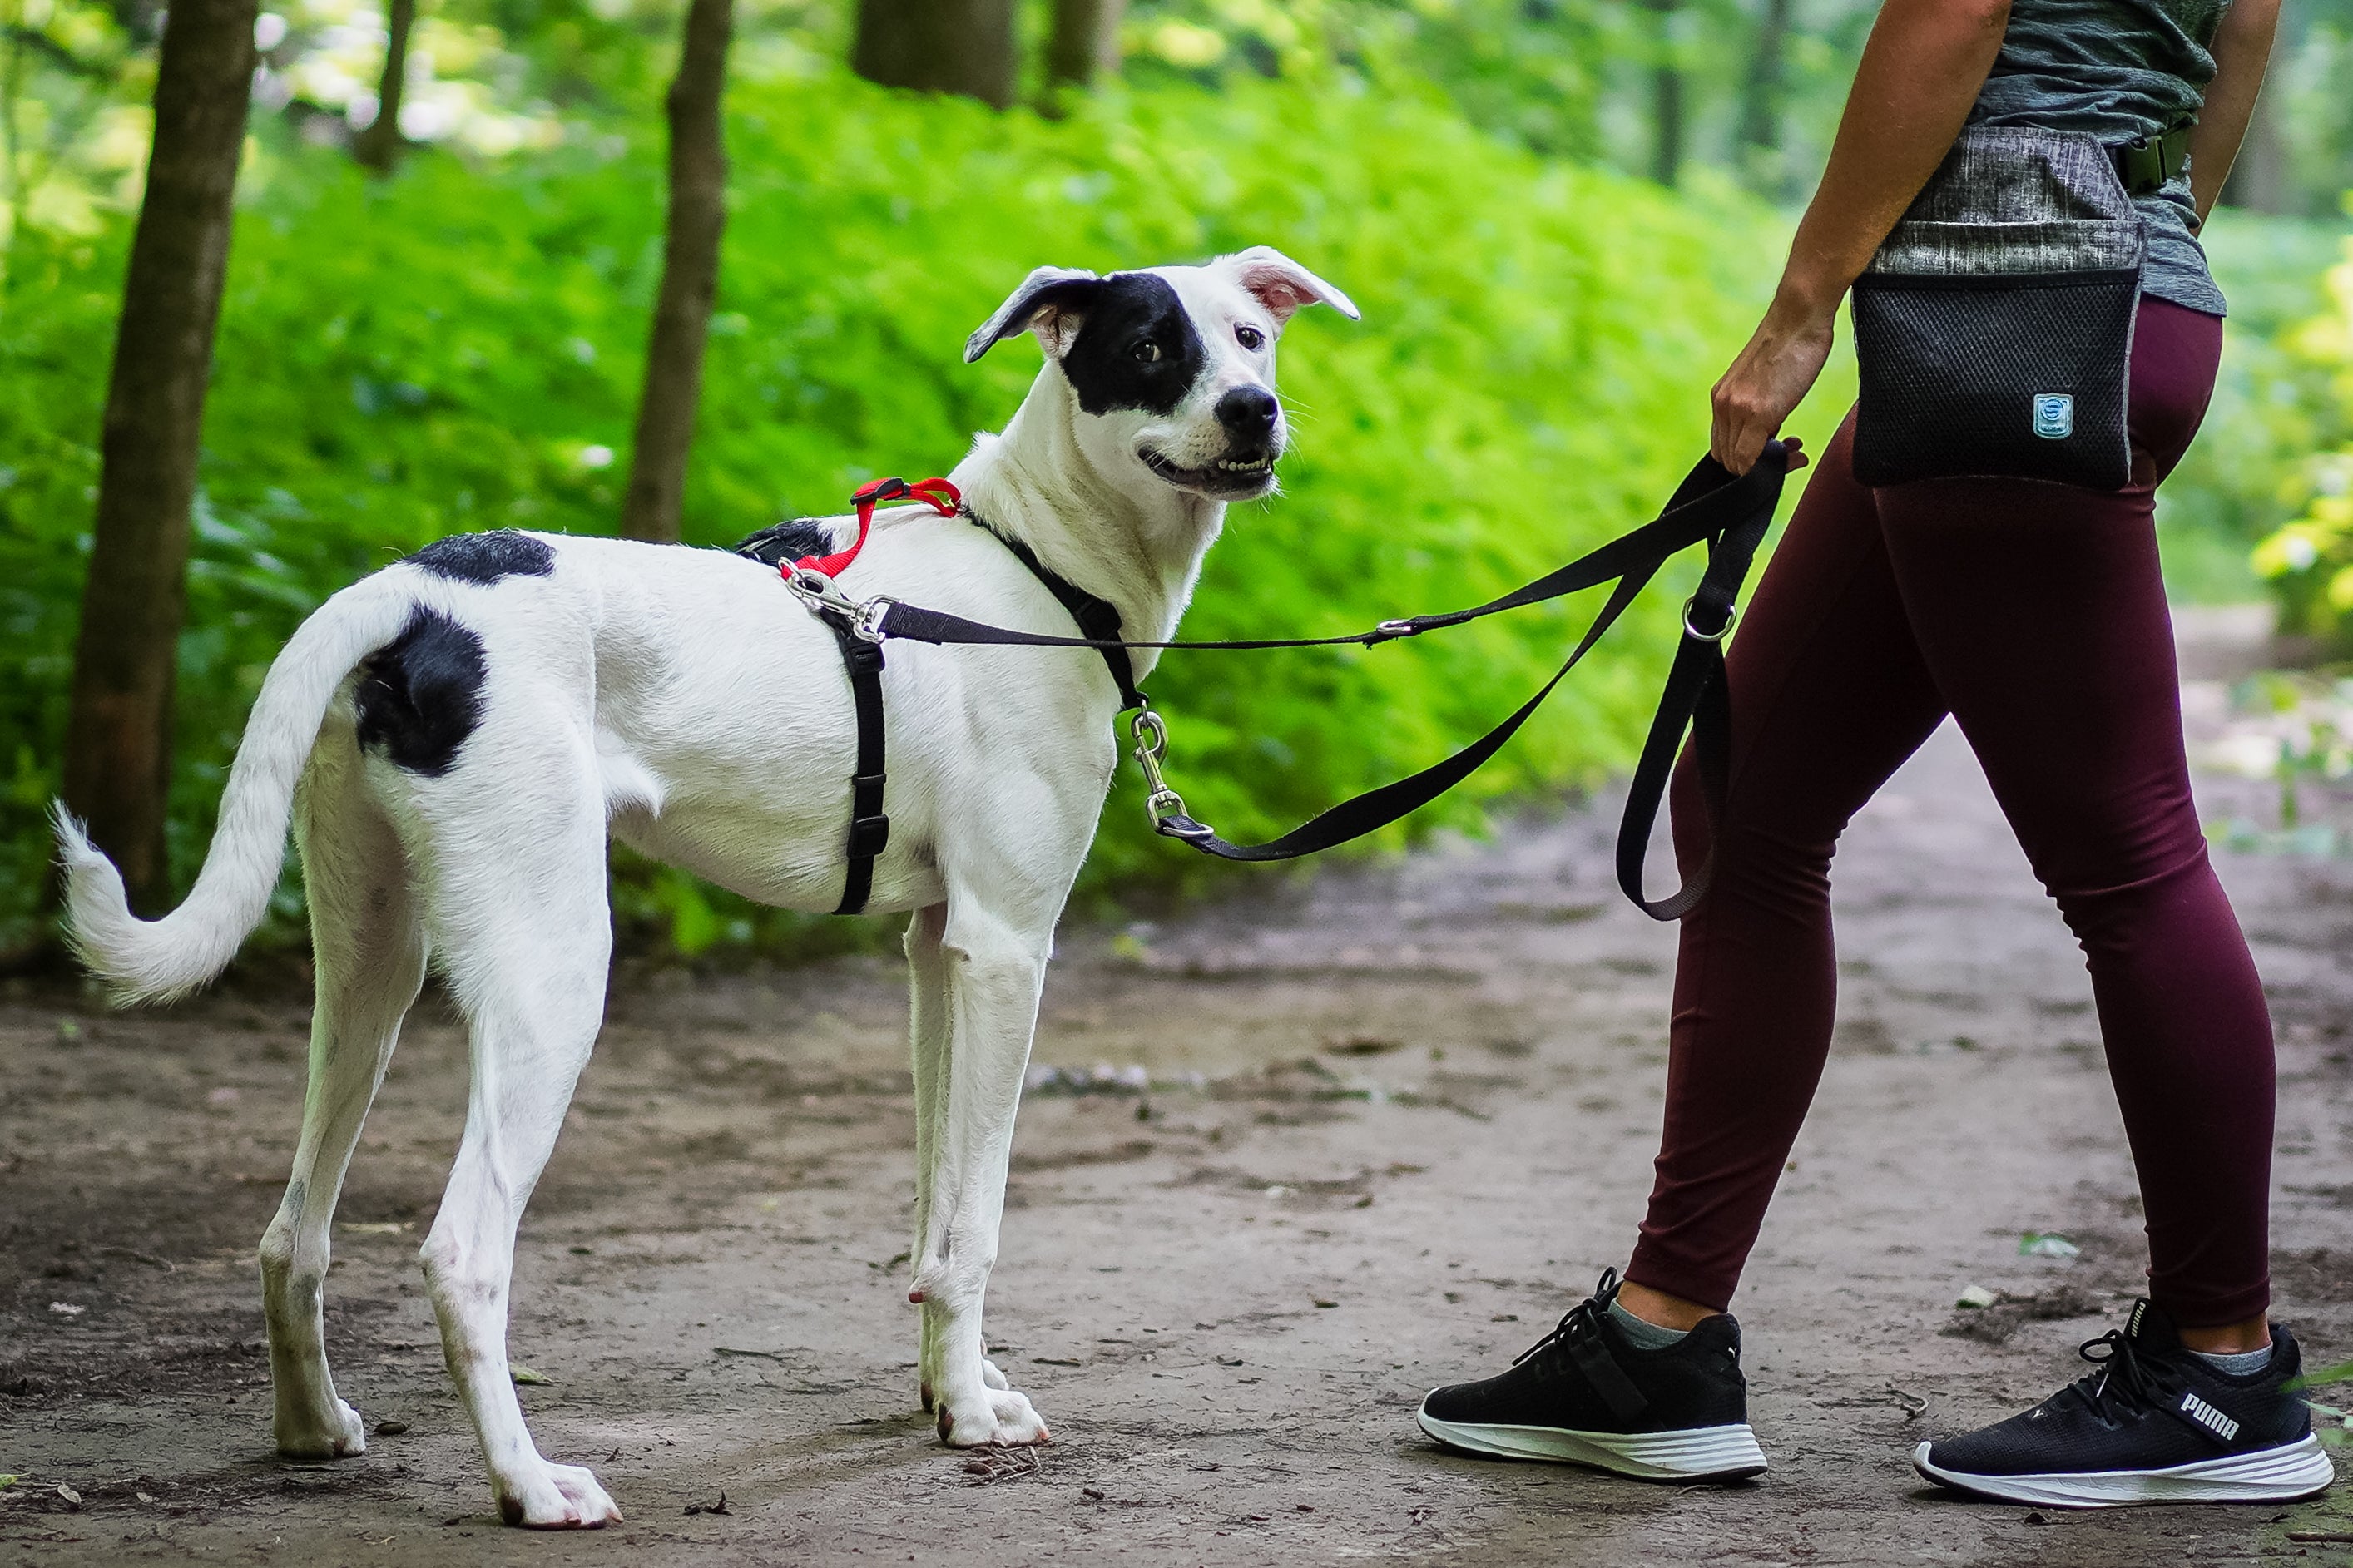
[1682,595,1738,643]
[853,596,898,644]
[1130,707,1189,829]
[1375,618,1418,640]
[785,565,859,616]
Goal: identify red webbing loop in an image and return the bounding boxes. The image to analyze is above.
[790,476,962,580]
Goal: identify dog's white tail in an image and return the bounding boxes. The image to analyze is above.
[55,576,421,1005]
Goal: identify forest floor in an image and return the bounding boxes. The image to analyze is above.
[2,609,2351,1568]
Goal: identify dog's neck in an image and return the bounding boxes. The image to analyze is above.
[949,364,1226,685]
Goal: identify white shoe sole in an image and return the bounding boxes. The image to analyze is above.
[1912,1432,2336,1508]
[1416,1405,1767,1481]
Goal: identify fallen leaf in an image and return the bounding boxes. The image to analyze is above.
[509,1366,551,1386]
[56,1484,81,1507]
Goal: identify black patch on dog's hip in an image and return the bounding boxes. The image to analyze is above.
[1061,275,1206,418]
[354,609,488,777]
[405,530,555,584]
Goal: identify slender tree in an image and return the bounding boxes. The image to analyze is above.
[60,0,257,913]
[1736,0,1792,194]
[1644,0,1685,187]
[351,0,417,174]
[1044,0,1122,96]
[621,0,733,543]
[851,0,1015,109]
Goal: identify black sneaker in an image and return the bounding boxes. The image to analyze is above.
[1416,1269,1766,1481]
[1914,1298,2337,1507]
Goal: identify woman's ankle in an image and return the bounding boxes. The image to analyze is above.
[1617,1278,1717,1333]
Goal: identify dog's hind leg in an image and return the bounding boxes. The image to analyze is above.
[260,725,428,1459]
[412,757,622,1529]
[905,903,1016,1412]
[910,898,1053,1447]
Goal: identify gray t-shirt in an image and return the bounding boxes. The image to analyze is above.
[1969,0,2231,316]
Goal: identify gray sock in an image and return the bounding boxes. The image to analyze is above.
[1608,1298,1689,1350]
[2190,1343,2272,1376]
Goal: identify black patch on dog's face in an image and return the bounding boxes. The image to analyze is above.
[354,608,488,777]
[406,530,554,584]
[1059,275,1206,418]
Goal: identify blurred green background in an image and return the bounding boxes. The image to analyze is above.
[2,0,2350,962]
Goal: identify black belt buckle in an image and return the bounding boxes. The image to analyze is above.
[846,814,892,858]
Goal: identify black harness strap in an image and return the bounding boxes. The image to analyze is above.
[736,524,893,916]
[965,515,1147,711]
[817,608,890,916]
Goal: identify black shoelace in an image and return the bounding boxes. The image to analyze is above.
[2065,1328,2185,1427]
[1513,1267,1625,1369]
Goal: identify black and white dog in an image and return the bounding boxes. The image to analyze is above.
[56,247,1355,1528]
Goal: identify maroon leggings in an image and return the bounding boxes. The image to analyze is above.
[1625,297,2273,1329]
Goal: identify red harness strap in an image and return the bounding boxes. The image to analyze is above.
[792,476,962,579]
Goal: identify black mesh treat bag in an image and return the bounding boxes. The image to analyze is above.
[1852,128,2147,491]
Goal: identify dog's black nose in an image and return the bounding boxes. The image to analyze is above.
[1215,386,1280,440]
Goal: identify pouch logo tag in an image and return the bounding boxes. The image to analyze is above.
[2032,393,2074,440]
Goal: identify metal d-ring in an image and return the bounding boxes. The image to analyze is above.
[1682,595,1738,643]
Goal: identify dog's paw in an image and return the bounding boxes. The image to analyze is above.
[981,1358,1010,1392]
[495,1462,623,1529]
[936,1386,1050,1447]
[275,1397,368,1460]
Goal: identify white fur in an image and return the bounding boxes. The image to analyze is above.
[53,249,1353,1528]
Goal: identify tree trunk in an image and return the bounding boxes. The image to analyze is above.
[1045,0,1122,92]
[60,0,256,914]
[1736,0,1791,193]
[620,0,732,544]
[1646,0,1685,187]
[351,0,417,174]
[851,0,1015,109]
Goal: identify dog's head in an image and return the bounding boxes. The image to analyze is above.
[964,248,1359,504]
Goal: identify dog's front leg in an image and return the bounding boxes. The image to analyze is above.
[910,900,1052,1447]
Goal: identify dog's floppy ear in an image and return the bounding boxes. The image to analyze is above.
[1213,246,1360,327]
[964,265,1105,364]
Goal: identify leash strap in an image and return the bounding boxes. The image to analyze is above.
[871,445,1786,918]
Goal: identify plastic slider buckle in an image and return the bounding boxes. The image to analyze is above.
[845,814,892,858]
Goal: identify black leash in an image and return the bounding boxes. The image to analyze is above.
[746,442,1787,920]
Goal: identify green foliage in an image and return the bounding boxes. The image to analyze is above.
[2157,212,2353,605]
[0,71,1843,958]
[2249,233,2353,650]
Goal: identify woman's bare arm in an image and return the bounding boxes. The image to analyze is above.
[1711,0,2013,474]
[2188,0,2282,224]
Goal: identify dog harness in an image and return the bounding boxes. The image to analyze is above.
[736,477,1144,915]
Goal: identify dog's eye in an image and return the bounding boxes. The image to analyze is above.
[1130,339,1161,364]
[1236,325,1266,351]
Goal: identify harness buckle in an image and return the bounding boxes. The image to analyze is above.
[1682,595,1738,643]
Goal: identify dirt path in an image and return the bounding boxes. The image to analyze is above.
[4,621,2351,1567]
